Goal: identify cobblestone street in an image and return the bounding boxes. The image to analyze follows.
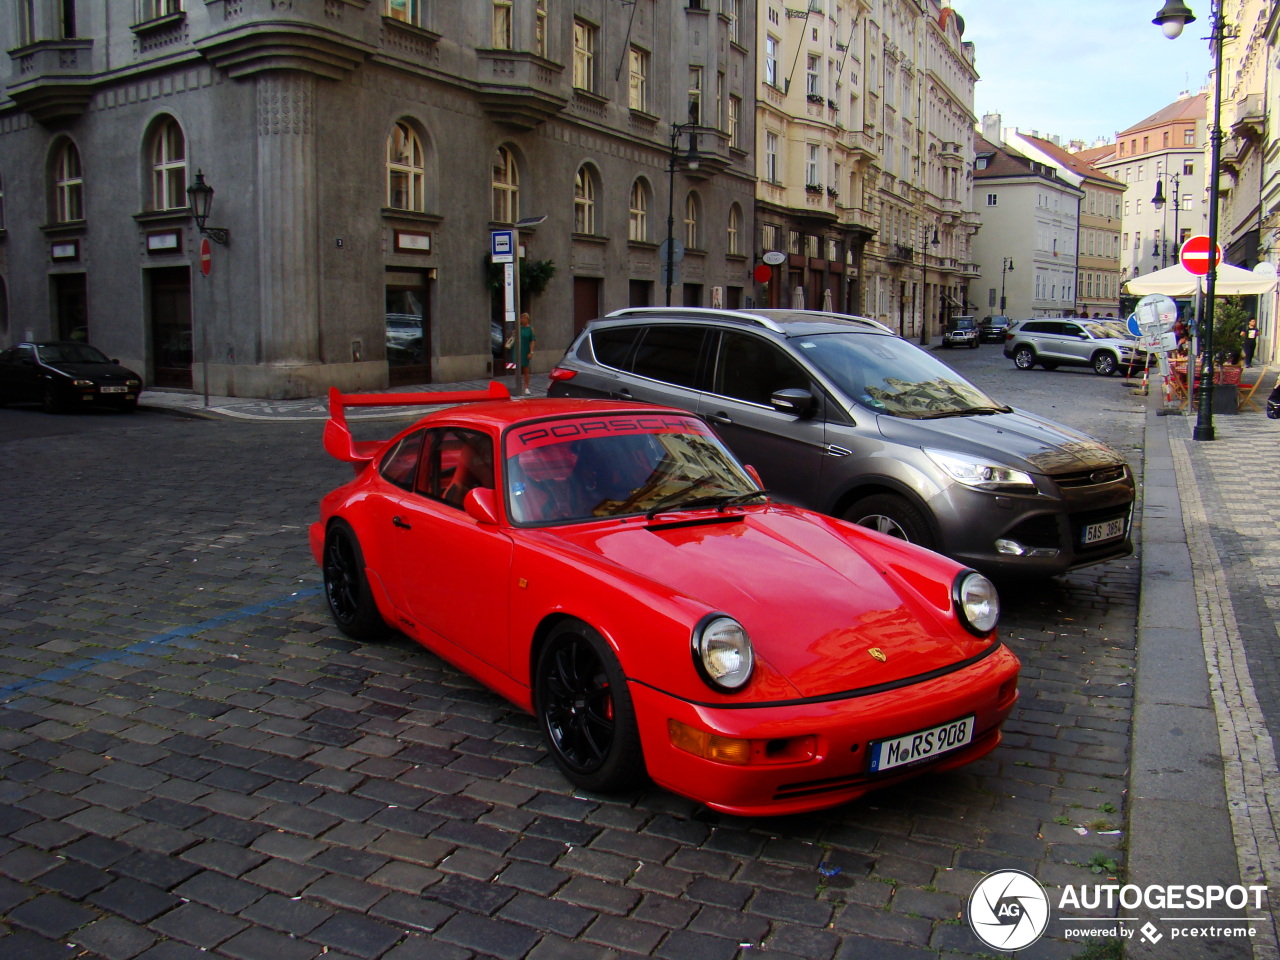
[0,380,1149,960]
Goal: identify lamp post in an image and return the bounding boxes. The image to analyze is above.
[186,170,230,245]
[1154,0,1223,441]
[1000,257,1014,314]
[664,123,700,306]
[919,225,939,344]
[1151,173,1182,267]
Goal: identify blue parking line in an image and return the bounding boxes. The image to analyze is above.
[0,587,324,702]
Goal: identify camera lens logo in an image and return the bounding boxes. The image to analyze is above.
[968,869,1050,951]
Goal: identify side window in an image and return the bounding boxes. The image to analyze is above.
[379,429,426,491]
[16,344,36,362]
[417,429,494,508]
[1062,323,1083,337]
[1021,322,1047,335]
[714,332,810,406]
[590,325,640,369]
[630,325,706,388]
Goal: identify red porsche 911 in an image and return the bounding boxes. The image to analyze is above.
[312,385,1020,816]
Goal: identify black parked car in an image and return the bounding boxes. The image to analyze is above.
[0,342,143,413]
[980,316,1012,343]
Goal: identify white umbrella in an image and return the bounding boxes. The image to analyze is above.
[792,286,805,309]
[822,288,834,311]
[1124,262,1277,297]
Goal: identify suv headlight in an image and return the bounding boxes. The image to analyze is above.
[953,570,1000,636]
[692,615,754,691]
[923,449,1037,493]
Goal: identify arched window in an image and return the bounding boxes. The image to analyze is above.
[54,140,84,223]
[727,204,742,256]
[628,179,648,242]
[149,117,186,211]
[683,192,699,250]
[387,121,425,211]
[574,166,595,235]
[491,146,519,224]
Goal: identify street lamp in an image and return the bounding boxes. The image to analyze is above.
[1151,173,1182,267]
[919,225,939,344]
[1154,0,1223,441]
[664,123,700,306]
[186,170,230,245]
[1000,257,1014,313]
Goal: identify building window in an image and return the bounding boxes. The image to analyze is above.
[806,55,820,97]
[0,173,5,230]
[765,132,779,182]
[387,121,425,211]
[628,47,648,112]
[535,0,548,56]
[761,223,779,251]
[149,117,187,212]
[727,204,741,256]
[141,0,183,20]
[715,71,725,130]
[574,166,595,235]
[20,0,36,43]
[54,140,84,223]
[684,192,699,249]
[805,144,819,186]
[385,0,421,24]
[1183,160,1194,175]
[492,1,512,48]
[765,35,779,86]
[1184,128,1196,145]
[629,179,648,242]
[573,20,596,91]
[491,146,519,223]
[725,0,741,43]
[687,67,702,125]
[986,193,997,206]
[728,95,741,148]
[1163,131,1170,147]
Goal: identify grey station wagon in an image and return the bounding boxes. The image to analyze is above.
[548,308,1135,577]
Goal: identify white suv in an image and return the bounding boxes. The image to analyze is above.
[1003,318,1148,376]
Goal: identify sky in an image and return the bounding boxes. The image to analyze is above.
[954,0,1214,146]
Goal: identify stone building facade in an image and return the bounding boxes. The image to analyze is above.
[0,1,756,398]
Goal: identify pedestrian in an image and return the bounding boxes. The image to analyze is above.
[518,312,536,396]
[1242,318,1259,367]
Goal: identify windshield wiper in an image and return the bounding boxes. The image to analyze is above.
[644,488,770,520]
[918,405,1011,419]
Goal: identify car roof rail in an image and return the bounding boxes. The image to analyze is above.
[603,306,785,333]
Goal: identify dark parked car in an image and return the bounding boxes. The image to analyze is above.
[980,316,1012,343]
[548,307,1135,577]
[1003,318,1148,376]
[941,315,980,349]
[0,342,143,413]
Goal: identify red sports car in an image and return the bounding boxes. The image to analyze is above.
[311,385,1020,816]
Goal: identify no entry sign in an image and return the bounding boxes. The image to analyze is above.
[1179,234,1222,277]
[199,237,212,277]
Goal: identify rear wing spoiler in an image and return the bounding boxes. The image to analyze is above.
[322,382,511,464]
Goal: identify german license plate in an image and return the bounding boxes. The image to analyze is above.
[868,715,974,773]
[100,386,128,394]
[1082,517,1125,545]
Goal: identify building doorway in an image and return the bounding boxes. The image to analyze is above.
[386,268,431,386]
[149,266,192,389]
[573,276,601,338]
[52,273,87,342]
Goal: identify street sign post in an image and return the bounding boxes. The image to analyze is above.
[491,229,519,391]
[1178,235,1222,277]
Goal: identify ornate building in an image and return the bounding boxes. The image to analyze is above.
[0,1,756,398]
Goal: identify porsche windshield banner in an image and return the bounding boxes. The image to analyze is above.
[506,414,710,455]
[966,869,1271,952]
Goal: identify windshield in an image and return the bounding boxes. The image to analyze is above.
[795,333,1008,419]
[503,414,758,524]
[36,344,110,364]
[1082,322,1122,340]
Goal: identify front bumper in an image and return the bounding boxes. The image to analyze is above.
[631,644,1020,816]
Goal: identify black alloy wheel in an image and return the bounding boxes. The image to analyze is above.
[535,622,644,792]
[322,521,386,641]
[41,386,64,414]
[844,493,937,550]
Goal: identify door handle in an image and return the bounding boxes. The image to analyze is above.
[614,389,633,400]
[707,412,733,425]
[392,515,412,530]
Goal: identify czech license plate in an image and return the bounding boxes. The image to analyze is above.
[100,386,128,394]
[868,715,974,773]
[1082,517,1125,545]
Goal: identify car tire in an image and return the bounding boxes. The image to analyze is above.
[1013,346,1036,371]
[844,494,937,551]
[322,521,388,641]
[1040,361,1059,371]
[41,387,64,414]
[118,399,138,413]
[535,621,645,793]
[970,339,980,349]
[1092,352,1118,376]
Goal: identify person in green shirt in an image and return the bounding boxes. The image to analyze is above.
[519,312,536,395]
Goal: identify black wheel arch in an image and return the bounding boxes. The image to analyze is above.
[827,479,943,547]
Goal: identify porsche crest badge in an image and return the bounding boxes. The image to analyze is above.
[868,648,887,662]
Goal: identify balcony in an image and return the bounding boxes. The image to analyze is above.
[195,1,375,80]
[6,39,95,122]
[475,52,568,129]
[939,140,963,161]
[1231,92,1264,141]
[958,261,981,278]
[685,128,733,179]
[889,243,916,264]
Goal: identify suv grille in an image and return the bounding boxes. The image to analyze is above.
[1052,465,1127,488]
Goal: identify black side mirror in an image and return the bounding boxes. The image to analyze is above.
[771,387,815,415]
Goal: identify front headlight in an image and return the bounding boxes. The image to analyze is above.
[953,570,1000,636]
[924,449,1037,493]
[692,615,754,691]
[73,379,94,388]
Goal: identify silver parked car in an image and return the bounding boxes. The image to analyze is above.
[1003,318,1148,376]
[548,307,1135,577]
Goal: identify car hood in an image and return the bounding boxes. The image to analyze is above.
[44,361,138,380]
[550,509,983,698]
[876,408,1127,476]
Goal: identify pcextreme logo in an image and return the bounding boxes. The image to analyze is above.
[967,870,1271,952]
